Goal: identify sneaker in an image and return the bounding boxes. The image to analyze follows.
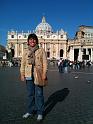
[22,113,32,118]
[37,114,43,121]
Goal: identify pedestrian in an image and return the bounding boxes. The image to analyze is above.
[57,58,63,73]
[20,33,48,121]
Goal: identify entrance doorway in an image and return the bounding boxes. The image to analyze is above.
[74,49,79,61]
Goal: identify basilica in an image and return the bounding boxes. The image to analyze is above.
[6,16,93,62]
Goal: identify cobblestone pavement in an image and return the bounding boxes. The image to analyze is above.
[0,66,93,124]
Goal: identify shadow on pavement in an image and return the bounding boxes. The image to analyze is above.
[44,88,70,117]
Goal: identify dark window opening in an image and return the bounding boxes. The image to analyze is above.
[60,49,63,57]
[74,49,79,61]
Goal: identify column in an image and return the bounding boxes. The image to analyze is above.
[50,43,52,59]
[91,48,93,62]
[78,48,82,61]
[56,43,60,60]
[15,44,18,58]
[21,44,24,56]
[42,43,44,49]
[45,43,46,51]
[70,47,74,61]
[86,48,89,55]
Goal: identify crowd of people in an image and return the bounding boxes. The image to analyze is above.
[57,58,92,73]
[57,58,93,73]
[0,59,21,67]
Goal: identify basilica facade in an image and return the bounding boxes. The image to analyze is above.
[6,17,93,62]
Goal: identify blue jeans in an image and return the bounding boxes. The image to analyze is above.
[26,80,44,115]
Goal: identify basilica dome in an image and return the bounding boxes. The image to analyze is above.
[35,16,53,35]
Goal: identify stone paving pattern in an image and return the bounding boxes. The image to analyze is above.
[0,65,93,124]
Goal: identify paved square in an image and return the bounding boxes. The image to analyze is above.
[0,65,93,124]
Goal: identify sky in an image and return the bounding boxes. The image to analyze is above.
[0,0,93,46]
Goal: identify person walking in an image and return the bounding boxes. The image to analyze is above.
[20,33,48,121]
